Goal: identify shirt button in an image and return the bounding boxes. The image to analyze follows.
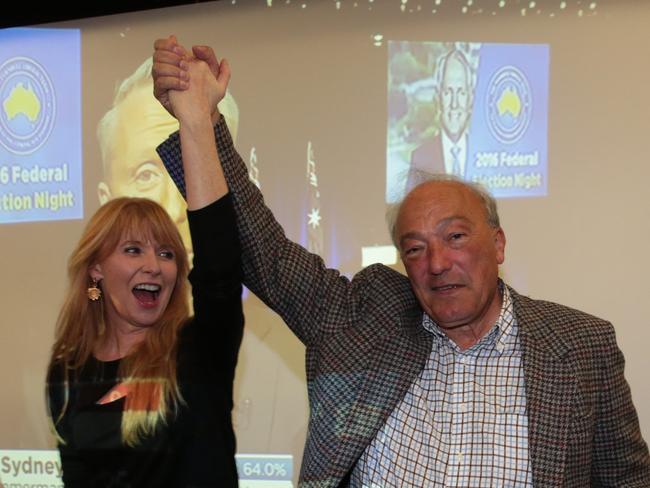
[458,403,467,413]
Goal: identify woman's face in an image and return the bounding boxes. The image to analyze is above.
[91,234,178,335]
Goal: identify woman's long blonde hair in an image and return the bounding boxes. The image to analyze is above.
[47,197,190,446]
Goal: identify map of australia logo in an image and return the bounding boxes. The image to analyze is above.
[486,65,532,145]
[0,57,56,155]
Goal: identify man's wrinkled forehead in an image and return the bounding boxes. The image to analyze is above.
[399,182,486,226]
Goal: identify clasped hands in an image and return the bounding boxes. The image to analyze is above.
[152,35,230,124]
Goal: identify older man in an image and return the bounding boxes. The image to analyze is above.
[152,38,650,487]
[406,49,474,191]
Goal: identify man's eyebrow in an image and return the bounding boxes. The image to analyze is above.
[398,216,473,245]
[399,231,426,246]
[436,215,472,229]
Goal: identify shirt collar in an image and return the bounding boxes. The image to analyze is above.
[421,280,518,354]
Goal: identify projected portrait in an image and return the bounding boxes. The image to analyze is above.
[408,49,475,185]
[96,57,239,260]
[386,41,549,201]
[386,42,479,200]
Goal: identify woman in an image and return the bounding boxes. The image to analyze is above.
[46,58,241,487]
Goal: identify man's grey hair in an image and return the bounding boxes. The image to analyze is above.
[386,170,500,249]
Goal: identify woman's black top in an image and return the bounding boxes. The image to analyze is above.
[47,195,244,487]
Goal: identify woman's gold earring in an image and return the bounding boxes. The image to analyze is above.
[87,278,102,301]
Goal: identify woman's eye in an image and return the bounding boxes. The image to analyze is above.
[159,250,174,259]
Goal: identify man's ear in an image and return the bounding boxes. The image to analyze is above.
[97,182,112,205]
[495,228,506,265]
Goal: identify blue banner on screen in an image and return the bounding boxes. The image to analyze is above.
[0,28,82,223]
[386,41,549,201]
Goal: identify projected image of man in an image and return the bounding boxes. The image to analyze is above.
[96,58,239,261]
[407,49,473,190]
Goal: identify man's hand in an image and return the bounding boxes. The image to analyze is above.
[152,36,228,121]
[168,58,228,126]
[152,35,188,118]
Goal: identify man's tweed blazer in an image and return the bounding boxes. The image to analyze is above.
[158,117,650,487]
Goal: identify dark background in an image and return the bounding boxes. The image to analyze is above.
[1,1,217,28]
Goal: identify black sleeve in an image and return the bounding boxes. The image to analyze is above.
[187,194,244,379]
[47,363,93,485]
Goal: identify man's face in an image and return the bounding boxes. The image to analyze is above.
[396,181,505,333]
[440,55,471,142]
[97,86,192,260]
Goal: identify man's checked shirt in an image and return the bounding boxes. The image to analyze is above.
[351,285,532,487]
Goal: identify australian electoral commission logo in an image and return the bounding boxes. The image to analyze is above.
[0,56,56,155]
[485,65,532,145]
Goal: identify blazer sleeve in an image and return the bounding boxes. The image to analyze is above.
[158,117,361,347]
[591,325,650,486]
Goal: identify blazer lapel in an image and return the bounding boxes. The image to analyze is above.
[332,304,432,480]
[514,290,576,487]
